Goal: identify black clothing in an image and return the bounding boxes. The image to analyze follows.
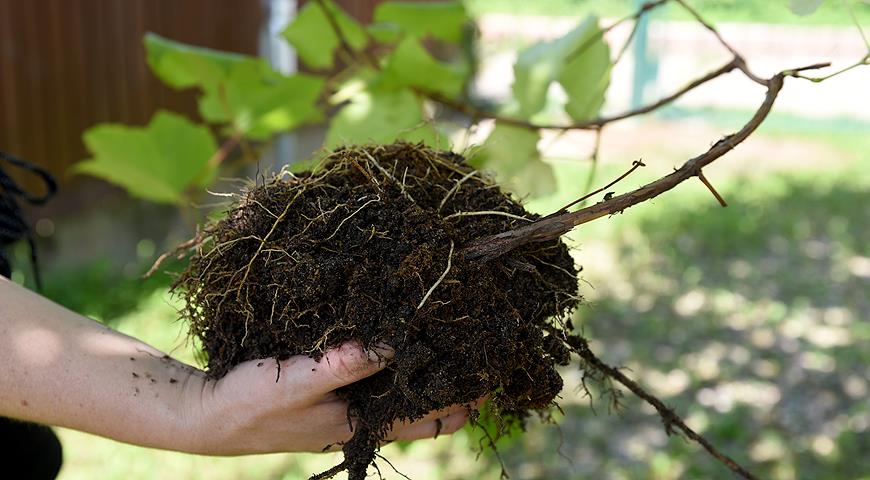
[0,151,62,479]
[0,417,63,479]
[0,150,57,288]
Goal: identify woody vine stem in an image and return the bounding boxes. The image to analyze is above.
[318,0,867,478]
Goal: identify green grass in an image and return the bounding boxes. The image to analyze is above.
[9,244,183,326]
[445,164,869,479]
[464,0,870,26]
[661,106,870,138]
[48,126,869,479]
[40,261,174,326]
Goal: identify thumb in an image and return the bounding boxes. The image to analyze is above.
[306,341,394,394]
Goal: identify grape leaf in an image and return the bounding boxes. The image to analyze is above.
[380,37,468,97]
[281,0,368,70]
[468,123,555,198]
[146,33,324,139]
[373,1,469,42]
[789,0,825,16]
[144,33,246,90]
[329,67,380,104]
[75,111,218,204]
[367,23,403,44]
[512,15,610,120]
[325,88,443,148]
[197,60,324,139]
[557,18,610,121]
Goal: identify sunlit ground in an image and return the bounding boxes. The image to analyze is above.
[42,112,869,479]
[32,3,869,477]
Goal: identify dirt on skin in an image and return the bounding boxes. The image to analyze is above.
[172,142,581,480]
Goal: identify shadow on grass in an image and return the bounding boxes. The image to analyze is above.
[449,175,869,479]
[37,257,182,326]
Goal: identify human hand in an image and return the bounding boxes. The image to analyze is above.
[184,342,475,455]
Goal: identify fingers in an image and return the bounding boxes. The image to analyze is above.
[388,409,469,442]
[319,409,470,452]
[407,401,474,425]
[316,398,486,452]
[301,342,395,395]
[386,398,486,442]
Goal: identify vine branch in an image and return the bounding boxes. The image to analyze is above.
[460,70,793,261]
[424,56,744,131]
[554,158,646,214]
[318,0,758,133]
[794,53,870,82]
[567,335,760,480]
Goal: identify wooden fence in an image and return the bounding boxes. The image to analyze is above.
[0,0,263,196]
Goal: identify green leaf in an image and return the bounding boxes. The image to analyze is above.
[144,33,247,90]
[75,111,218,204]
[512,15,610,120]
[368,23,403,44]
[330,67,380,105]
[524,158,591,214]
[557,18,611,121]
[325,88,444,148]
[789,0,825,16]
[380,37,468,97]
[373,1,469,42]
[197,60,324,139]
[468,123,555,198]
[281,0,368,70]
[146,33,325,139]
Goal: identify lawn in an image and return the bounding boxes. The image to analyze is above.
[42,116,869,479]
[465,0,870,26]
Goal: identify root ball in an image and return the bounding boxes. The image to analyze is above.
[173,142,581,479]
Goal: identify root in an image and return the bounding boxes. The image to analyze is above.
[444,211,533,222]
[438,169,479,212]
[308,461,347,480]
[567,335,760,480]
[375,453,412,480]
[236,197,298,346]
[144,233,202,277]
[171,142,581,480]
[417,241,454,310]
[323,194,381,241]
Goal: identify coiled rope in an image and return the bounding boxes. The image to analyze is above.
[0,151,57,289]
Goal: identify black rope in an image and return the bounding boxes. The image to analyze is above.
[0,150,57,289]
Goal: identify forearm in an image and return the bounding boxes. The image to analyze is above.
[0,277,475,457]
[0,277,208,452]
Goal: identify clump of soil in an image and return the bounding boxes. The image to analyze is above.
[173,142,581,479]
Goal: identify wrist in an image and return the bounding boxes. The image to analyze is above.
[179,359,295,456]
[177,371,251,455]
[164,364,219,455]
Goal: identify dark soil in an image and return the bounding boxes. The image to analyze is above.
[173,142,581,479]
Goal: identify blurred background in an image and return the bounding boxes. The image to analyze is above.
[1,0,868,478]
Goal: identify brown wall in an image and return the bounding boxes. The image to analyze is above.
[330,0,383,22]
[0,0,440,276]
[0,0,263,197]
